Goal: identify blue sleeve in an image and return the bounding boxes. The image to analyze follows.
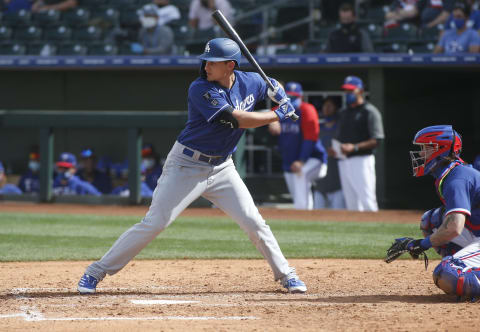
[471,10,480,30]
[70,177,101,196]
[141,182,153,198]
[298,140,315,162]
[471,30,480,46]
[443,178,472,216]
[256,73,269,101]
[438,32,448,48]
[188,81,232,122]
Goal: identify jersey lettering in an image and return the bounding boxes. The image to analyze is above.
[234,94,255,111]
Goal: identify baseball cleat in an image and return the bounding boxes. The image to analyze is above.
[283,277,307,293]
[78,273,98,294]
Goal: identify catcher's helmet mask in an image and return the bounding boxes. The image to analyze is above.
[410,125,462,177]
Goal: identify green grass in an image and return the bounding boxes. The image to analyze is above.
[0,212,440,262]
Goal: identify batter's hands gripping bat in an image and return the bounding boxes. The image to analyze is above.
[212,10,299,122]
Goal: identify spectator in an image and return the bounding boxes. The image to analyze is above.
[268,82,327,210]
[384,0,420,28]
[53,152,101,196]
[76,148,113,194]
[131,4,175,55]
[188,0,233,39]
[18,150,40,194]
[110,168,154,198]
[434,1,480,53]
[313,97,346,210]
[331,76,384,211]
[325,3,374,53]
[0,161,22,195]
[31,0,76,12]
[1,0,32,14]
[141,143,163,192]
[153,0,181,26]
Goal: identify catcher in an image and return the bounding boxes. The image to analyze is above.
[386,125,480,300]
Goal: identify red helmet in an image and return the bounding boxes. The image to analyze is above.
[410,125,462,177]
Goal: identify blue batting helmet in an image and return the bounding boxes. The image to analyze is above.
[198,38,241,66]
[410,125,462,177]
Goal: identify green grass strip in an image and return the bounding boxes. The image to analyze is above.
[0,212,440,262]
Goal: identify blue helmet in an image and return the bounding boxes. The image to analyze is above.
[198,38,241,66]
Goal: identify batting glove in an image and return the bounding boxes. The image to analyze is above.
[267,78,289,105]
[274,100,297,121]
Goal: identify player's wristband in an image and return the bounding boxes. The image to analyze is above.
[420,236,432,249]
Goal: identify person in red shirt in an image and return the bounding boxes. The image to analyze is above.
[269,82,327,210]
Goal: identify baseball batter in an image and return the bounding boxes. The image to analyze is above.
[387,125,480,299]
[78,38,306,294]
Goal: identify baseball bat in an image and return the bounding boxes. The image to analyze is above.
[211,10,299,122]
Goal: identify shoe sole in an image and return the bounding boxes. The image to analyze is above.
[288,287,307,294]
[78,286,96,294]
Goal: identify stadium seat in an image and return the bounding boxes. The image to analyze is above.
[81,0,108,8]
[315,24,336,41]
[419,25,444,42]
[119,9,140,27]
[73,25,103,41]
[93,7,120,26]
[88,42,118,55]
[0,43,26,55]
[374,41,408,53]
[108,0,137,9]
[14,26,42,42]
[44,25,72,42]
[383,23,418,41]
[171,24,193,45]
[0,26,13,41]
[234,22,262,40]
[2,9,31,27]
[27,42,57,56]
[303,39,326,53]
[364,6,387,23]
[32,9,61,27]
[57,43,88,55]
[275,5,310,43]
[276,44,303,54]
[360,22,383,41]
[407,41,436,54]
[63,8,91,27]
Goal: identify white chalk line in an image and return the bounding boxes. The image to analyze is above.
[0,306,257,322]
[131,300,199,305]
[9,286,178,294]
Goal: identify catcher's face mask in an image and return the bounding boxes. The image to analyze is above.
[410,143,438,177]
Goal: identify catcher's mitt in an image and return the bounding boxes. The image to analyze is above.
[385,237,429,269]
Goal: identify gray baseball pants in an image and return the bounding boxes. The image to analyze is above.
[85,141,294,282]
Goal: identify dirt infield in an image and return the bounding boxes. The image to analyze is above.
[1,202,478,331]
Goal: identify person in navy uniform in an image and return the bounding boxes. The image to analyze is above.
[76,148,112,194]
[78,37,307,295]
[141,143,163,192]
[53,152,101,196]
[18,151,41,194]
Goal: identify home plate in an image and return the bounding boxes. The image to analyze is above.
[131,300,200,305]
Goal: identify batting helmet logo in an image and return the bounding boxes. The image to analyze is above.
[204,42,210,53]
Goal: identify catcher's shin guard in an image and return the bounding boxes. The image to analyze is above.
[433,256,480,298]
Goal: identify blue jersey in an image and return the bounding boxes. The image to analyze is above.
[144,165,163,191]
[277,101,326,172]
[177,70,267,157]
[438,28,480,54]
[53,174,101,196]
[434,162,480,236]
[18,171,40,193]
